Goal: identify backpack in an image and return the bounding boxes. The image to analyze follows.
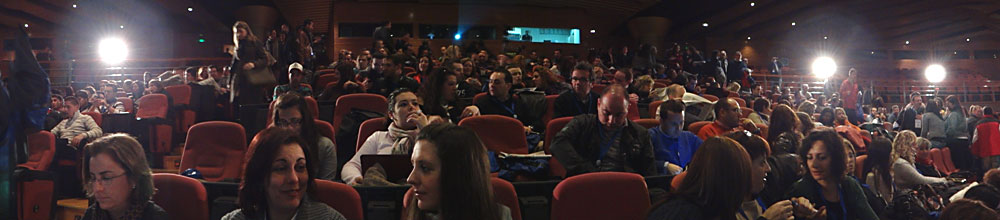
[335,108,385,168]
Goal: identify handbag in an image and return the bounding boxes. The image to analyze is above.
[245,67,276,86]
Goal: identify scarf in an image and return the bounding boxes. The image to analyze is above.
[389,123,419,155]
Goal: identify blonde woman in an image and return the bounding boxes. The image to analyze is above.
[892,130,946,189]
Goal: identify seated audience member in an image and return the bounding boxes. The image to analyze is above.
[46,94,67,130]
[474,70,542,131]
[553,62,599,118]
[767,105,803,154]
[748,98,770,125]
[405,123,512,220]
[531,65,570,96]
[272,62,312,100]
[798,101,817,116]
[82,134,168,219]
[634,75,655,104]
[834,107,861,131]
[817,107,835,127]
[891,130,946,188]
[612,69,640,102]
[271,94,337,180]
[648,99,702,174]
[648,137,785,219]
[722,131,803,220]
[796,112,817,135]
[342,89,428,184]
[52,96,103,148]
[697,97,758,140]
[224,127,347,220]
[506,67,527,90]
[368,54,420,97]
[421,68,479,123]
[788,128,878,220]
[551,84,656,177]
[939,199,999,220]
[862,137,894,204]
[84,92,111,114]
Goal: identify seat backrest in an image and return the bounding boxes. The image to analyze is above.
[315,120,336,142]
[116,97,134,113]
[179,121,247,182]
[333,94,388,131]
[473,92,489,106]
[733,97,746,108]
[402,178,522,220]
[315,74,340,93]
[756,123,769,140]
[741,107,753,118]
[491,177,522,220]
[701,94,719,102]
[687,121,712,134]
[648,100,664,119]
[669,171,687,190]
[22,131,56,171]
[653,82,667,89]
[136,94,169,119]
[304,96,319,117]
[152,173,209,220]
[544,117,574,178]
[541,95,559,126]
[459,115,529,154]
[164,85,192,106]
[928,148,950,175]
[551,172,650,220]
[81,112,102,127]
[633,119,659,129]
[627,100,640,121]
[855,155,868,178]
[941,147,957,173]
[356,117,389,152]
[314,180,364,220]
[916,150,932,165]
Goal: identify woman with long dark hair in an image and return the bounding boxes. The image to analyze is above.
[944,95,973,171]
[767,104,802,154]
[531,65,569,95]
[788,128,878,219]
[862,137,894,205]
[271,94,337,180]
[646,136,755,219]
[342,89,428,184]
[921,98,947,148]
[818,107,835,127]
[420,68,478,123]
[230,21,269,105]
[405,123,511,220]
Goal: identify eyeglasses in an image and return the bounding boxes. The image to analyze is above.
[275,118,303,127]
[570,77,591,82]
[87,172,127,187]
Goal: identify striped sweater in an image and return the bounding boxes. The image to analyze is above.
[51,111,102,140]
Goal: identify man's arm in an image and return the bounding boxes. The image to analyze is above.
[637,130,657,176]
[550,117,596,176]
[82,116,103,139]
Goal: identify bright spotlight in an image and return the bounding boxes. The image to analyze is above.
[98,38,128,65]
[589,29,596,34]
[702,22,709,27]
[904,40,910,45]
[791,22,796,26]
[453,34,461,40]
[811,57,837,79]
[119,25,125,29]
[750,2,755,7]
[72,4,77,8]
[23,24,29,28]
[925,64,947,83]
[187,7,194,12]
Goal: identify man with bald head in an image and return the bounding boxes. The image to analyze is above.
[697,97,759,140]
[551,84,656,177]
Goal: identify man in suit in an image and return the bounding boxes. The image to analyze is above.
[727,51,748,86]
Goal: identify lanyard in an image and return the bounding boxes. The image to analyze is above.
[492,96,517,119]
[737,208,749,220]
[596,120,622,166]
[814,182,848,220]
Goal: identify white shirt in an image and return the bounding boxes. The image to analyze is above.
[341,131,396,183]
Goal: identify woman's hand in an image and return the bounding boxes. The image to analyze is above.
[242,62,255,70]
[461,106,481,118]
[790,197,822,219]
[407,111,430,129]
[762,200,794,220]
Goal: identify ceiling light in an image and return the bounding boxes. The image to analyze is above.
[750,2,756,7]
[702,22,709,27]
[791,22,796,26]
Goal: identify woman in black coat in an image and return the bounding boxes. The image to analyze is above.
[230,21,269,105]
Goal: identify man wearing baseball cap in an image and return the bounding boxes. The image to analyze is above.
[272,62,313,100]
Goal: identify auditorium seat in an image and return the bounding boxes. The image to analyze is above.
[670,171,687,190]
[928,148,951,175]
[314,180,364,220]
[459,115,529,154]
[732,97,746,108]
[701,94,719,102]
[653,82,667,89]
[315,74,340,94]
[136,94,173,154]
[634,119,659,129]
[756,123,769,140]
[402,177,521,220]
[473,92,488,105]
[81,111,102,127]
[333,94,389,135]
[551,172,649,220]
[20,131,55,171]
[687,121,712,134]
[152,173,209,220]
[179,121,247,182]
[741,107,753,118]
[164,85,196,135]
[648,100,663,119]
[541,95,558,126]
[627,100,640,121]
[941,147,958,173]
[116,97,134,113]
[316,120,336,142]
[356,117,388,152]
[854,155,867,178]
[545,117,573,178]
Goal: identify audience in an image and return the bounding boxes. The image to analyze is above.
[788,128,878,219]
[271,94,337,180]
[551,84,656,177]
[405,123,512,220]
[697,97,758,140]
[648,99,701,174]
[722,131,800,220]
[343,89,427,184]
[230,21,269,105]
[554,62,599,118]
[369,54,420,97]
[225,127,347,220]
[531,65,570,95]
[839,68,861,125]
[272,62,312,100]
[52,96,103,148]
[897,92,924,133]
[421,68,479,123]
[767,104,803,154]
[892,130,947,188]
[82,134,168,220]
[748,98,770,125]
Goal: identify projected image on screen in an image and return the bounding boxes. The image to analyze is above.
[506,27,580,44]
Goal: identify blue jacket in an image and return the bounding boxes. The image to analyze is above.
[648,127,702,174]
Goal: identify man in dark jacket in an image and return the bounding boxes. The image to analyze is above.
[896,92,923,133]
[475,70,542,131]
[554,62,599,118]
[367,54,419,97]
[550,84,656,177]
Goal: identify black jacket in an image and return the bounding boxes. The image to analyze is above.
[550,114,656,177]
[554,90,598,118]
[474,94,542,130]
[229,39,269,104]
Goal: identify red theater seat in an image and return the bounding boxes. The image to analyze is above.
[928,148,951,175]
[403,177,521,220]
[20,131,55,171]
[356,117,388,152]
[116,97,134,113]
[459,115,529,154]
[473,92,488,105]
[633,119,659,129]
[314,180,364,220]
[551,172,649,220]
[545,117,574,178]
[179,121,247,182]
[687,121,711,134]
[333,93,389,135]
[941,147,958,173]
[81,111,102,127]
[732,97,746,108]
[702,94,719,102]
[165,85,196,134]
[591,84,607,94]
[854,155,867,178]
[741,107,753,118]
[627,100,640,121]
[316,120,336,142]
[648,100,664,119]
[152,173,209,220]
[541,95,558,126]
[137,94,172,154]
[315,74,340,94]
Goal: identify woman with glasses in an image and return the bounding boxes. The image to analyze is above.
[271,93,338,180]
[82,134,168,220]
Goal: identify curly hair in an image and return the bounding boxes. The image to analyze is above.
[892,130,918,164]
